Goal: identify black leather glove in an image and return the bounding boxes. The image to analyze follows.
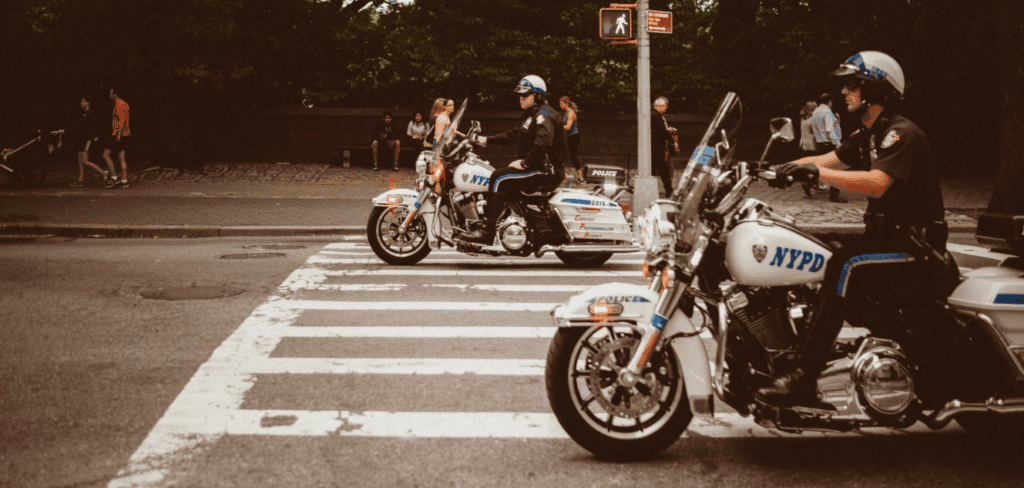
[775,161,820,184]
[766,174,790,189]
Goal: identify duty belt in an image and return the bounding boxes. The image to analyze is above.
[864,212,949,259]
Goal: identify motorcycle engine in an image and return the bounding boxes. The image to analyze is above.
[727,287,807,351]
[497,215,529,251]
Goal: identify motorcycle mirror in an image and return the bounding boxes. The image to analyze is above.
[769,117,795,143]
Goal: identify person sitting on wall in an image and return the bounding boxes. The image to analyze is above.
[371,111,401,171]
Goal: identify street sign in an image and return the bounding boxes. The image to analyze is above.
[646,10,672,34]
[600,8,632,39]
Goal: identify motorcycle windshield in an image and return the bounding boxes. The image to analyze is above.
[674,92,743,196]
[436,98,468,155]
[686,92,742,172]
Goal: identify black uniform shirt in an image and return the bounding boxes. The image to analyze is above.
[835,111,945,225]
[487,102,570,172]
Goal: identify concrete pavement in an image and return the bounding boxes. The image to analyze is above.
[0,160,994,237]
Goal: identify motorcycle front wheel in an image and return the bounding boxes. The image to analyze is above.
[546,325,692,461]
[366,206,431,265]
[555,251,612,268]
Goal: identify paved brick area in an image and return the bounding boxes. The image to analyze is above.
[0,160,995,232]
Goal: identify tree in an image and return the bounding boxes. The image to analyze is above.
[987,0,1024,213]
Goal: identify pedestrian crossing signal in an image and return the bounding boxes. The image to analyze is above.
[599,8,632,39]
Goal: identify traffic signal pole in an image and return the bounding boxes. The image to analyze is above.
[633,0,658,213]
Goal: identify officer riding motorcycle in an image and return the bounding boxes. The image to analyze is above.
[461,75,572,244]
[761,51,957,405]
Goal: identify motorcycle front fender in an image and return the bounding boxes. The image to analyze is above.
[371,188,422,209]
[551,282,714,416]
[370,187,440,247]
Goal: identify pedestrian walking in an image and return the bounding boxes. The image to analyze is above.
[651,96,676,196]
[59,95,109,187]
[370,111,401,171]
[103,87,130,188]
[559,96,583,180]
[798,100,819,197]
[811,92,847,202]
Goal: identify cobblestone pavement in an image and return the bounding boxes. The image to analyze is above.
[0,160,994,231]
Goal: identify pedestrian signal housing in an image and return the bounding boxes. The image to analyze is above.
[599,8,632,39]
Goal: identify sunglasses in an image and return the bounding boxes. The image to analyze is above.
[845,80,861,91]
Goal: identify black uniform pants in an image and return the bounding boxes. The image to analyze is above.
[489,165,548,194]
[822,222,953,324]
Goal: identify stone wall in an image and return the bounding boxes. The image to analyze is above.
[211,107,783,169]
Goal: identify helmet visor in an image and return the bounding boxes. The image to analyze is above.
[831,63,860,78]
[512,84,532,95]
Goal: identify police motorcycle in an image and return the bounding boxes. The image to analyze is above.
[546,92,1024,460]
[367,99,640,267]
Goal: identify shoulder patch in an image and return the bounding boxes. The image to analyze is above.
[536,114,545,125]
[881,130,900,149]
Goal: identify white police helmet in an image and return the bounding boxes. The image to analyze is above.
[512,75,547,96]
[832,51,905,101]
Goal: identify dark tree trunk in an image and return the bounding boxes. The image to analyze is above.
[988,0,1024,213]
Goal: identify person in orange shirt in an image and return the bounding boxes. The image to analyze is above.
[103,87,131,188]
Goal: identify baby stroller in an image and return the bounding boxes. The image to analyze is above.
[1,128,58,188]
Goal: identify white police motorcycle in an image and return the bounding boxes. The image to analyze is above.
[367,99,640,267]
[546,92,1024,460]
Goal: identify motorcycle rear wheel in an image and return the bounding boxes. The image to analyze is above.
[366,206,431,265]
[555,251,612,268]
[546,326,692,461]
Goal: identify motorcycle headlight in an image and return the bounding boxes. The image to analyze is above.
[635,201,677,256]
[416,151,433,175]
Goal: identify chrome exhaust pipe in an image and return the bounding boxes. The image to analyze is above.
[535,243,641,257]
[922,397,1024,430]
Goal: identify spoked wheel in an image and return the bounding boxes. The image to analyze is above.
[23,166,47,187]
[546,325,692,460]
[9,165,46,189]
[555,251,613,268]
[366,206,431,265]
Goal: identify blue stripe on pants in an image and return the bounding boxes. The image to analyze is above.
[837,252,913,297]
[493,170,541,193]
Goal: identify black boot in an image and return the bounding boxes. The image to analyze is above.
[460,192,504,244]
[758,292,846,406]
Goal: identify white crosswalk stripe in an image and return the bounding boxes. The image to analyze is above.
[110,236,962,487]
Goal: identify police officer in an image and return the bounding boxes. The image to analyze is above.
[461,75,571,244]
[760,51,954,405]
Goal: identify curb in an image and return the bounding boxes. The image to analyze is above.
[0,223,365,238]
[0,223,978,239]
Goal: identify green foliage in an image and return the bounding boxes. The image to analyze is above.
[1,0,1006,175]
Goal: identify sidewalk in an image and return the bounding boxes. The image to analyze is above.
[0,161,994,237]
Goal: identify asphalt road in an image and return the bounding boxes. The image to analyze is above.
[2,235,1022,488]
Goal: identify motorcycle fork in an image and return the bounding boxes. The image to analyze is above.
[398,186,434,234]
[624,271,686,376]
